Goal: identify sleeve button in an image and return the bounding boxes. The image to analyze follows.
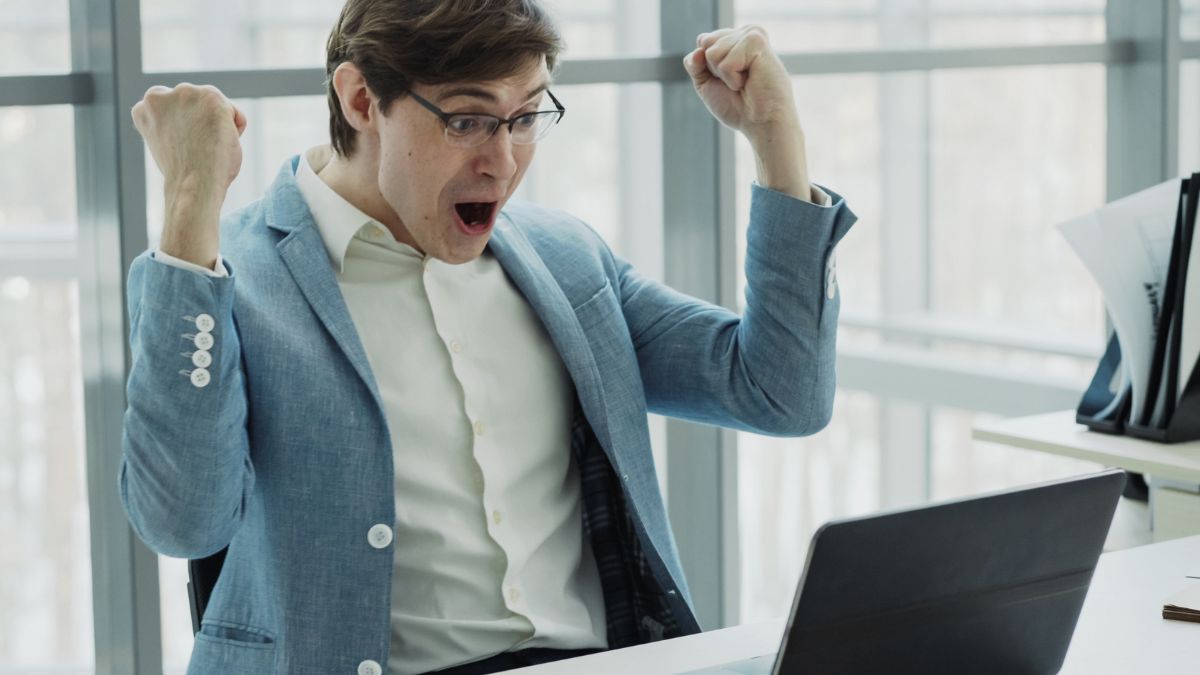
[190,368,211,388]
[195,313,215,332]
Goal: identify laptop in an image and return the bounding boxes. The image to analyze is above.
[687,469,1126,675]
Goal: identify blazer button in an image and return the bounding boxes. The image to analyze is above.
[358,659,382,675]
[368,524,393,549]
[193,332,214,351]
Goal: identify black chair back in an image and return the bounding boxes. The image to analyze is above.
[187,547,229,634]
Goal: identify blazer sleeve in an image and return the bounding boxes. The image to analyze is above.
[119,250,253,558]
[618,184,856,437]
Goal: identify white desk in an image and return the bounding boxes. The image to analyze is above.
[507,535,1200,674]
[971,409,1200,483]
[973,409,1200,542]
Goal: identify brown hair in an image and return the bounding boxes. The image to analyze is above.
[326,0,563,157]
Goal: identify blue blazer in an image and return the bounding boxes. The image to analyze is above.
[121,157,855,673]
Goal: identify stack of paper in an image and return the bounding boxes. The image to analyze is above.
[1059,176,1200,442]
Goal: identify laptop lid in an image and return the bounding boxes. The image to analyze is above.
[771,469,1126,675]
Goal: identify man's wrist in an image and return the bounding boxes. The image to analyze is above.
[749,123,813,202]
[161,183,223,269]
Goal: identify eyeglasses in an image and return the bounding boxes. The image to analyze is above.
[407,89,566,148]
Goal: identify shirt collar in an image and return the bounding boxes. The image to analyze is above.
[295,146,385,274]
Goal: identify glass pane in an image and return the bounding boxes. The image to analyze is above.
[140,0,657,71]
[516,82,664,280]
[930,65,1105,337]
[0,106,76,237]
[735,74,883,314]
[1184,0,1200,41]
[0,276,94,671]
[737,0,1104,52]
[161,555,190,674]
[929,340,1099,381]
[1182,60,1199,177]
[930,406,1100,502]
[738,390,882,623]
[0,0,70,74]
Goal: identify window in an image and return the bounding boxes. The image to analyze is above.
[737,0,1105,51]
[0,105,90,670]
[1184,60,1200,176]
[8,1,1192,670]
[139,0,658,71]
[732,2,1109,624]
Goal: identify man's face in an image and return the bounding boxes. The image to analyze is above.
[373,60,550,264]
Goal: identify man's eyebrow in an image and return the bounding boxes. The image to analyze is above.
[436,82,552,106]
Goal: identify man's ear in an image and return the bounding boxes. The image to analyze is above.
[332,62,378,134]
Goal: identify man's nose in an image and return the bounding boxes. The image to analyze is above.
[475,125,519,181]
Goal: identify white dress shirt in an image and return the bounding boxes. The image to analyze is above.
[155,149,608,674]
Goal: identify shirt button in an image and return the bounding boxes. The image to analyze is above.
[474,421,485,436]
[193,332,214,351]
[367,524,393,549]
[826,279,837,300]
[192,350,213,368]
[507,587,521,603]
[450,340,462,354]
[358,660,382,675]
[492,510,503,525]
[194,313,215,333]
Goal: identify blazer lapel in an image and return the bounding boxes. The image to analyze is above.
[487,219,615,457]
[263,161,385,413]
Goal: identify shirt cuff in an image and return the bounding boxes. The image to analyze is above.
[153,249,229,278]
[752,181,834,207]
[810,185,832,207]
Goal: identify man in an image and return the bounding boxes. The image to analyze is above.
[121,0,855,673]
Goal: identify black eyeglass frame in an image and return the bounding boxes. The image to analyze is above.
[406,88,566,146]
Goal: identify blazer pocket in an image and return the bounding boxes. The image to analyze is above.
[190,621,278,674]
[572,280,619,329]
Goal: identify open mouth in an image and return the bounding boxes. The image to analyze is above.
[453,201,498,235]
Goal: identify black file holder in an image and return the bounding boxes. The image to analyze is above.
[1078,173,1200,444]
[1075,332,1131,435]
[1125,358,1200,442]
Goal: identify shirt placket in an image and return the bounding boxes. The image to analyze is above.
[420,258,528,619]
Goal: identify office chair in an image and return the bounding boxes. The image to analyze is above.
[187,546,228,634]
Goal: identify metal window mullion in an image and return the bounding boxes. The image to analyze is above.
[660,0,737,632]
[838,346,1085,417]
[71,0,162,673]
[1107,0,1180,200]
[877,0,934,508]
[0,73,94,106]
[121,42,1139,103]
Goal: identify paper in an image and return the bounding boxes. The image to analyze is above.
[1058,179,1182,422]
[1163,583,1200,623]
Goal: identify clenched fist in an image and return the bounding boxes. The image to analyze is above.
[131,84,247,269]
[683,26,813,201]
